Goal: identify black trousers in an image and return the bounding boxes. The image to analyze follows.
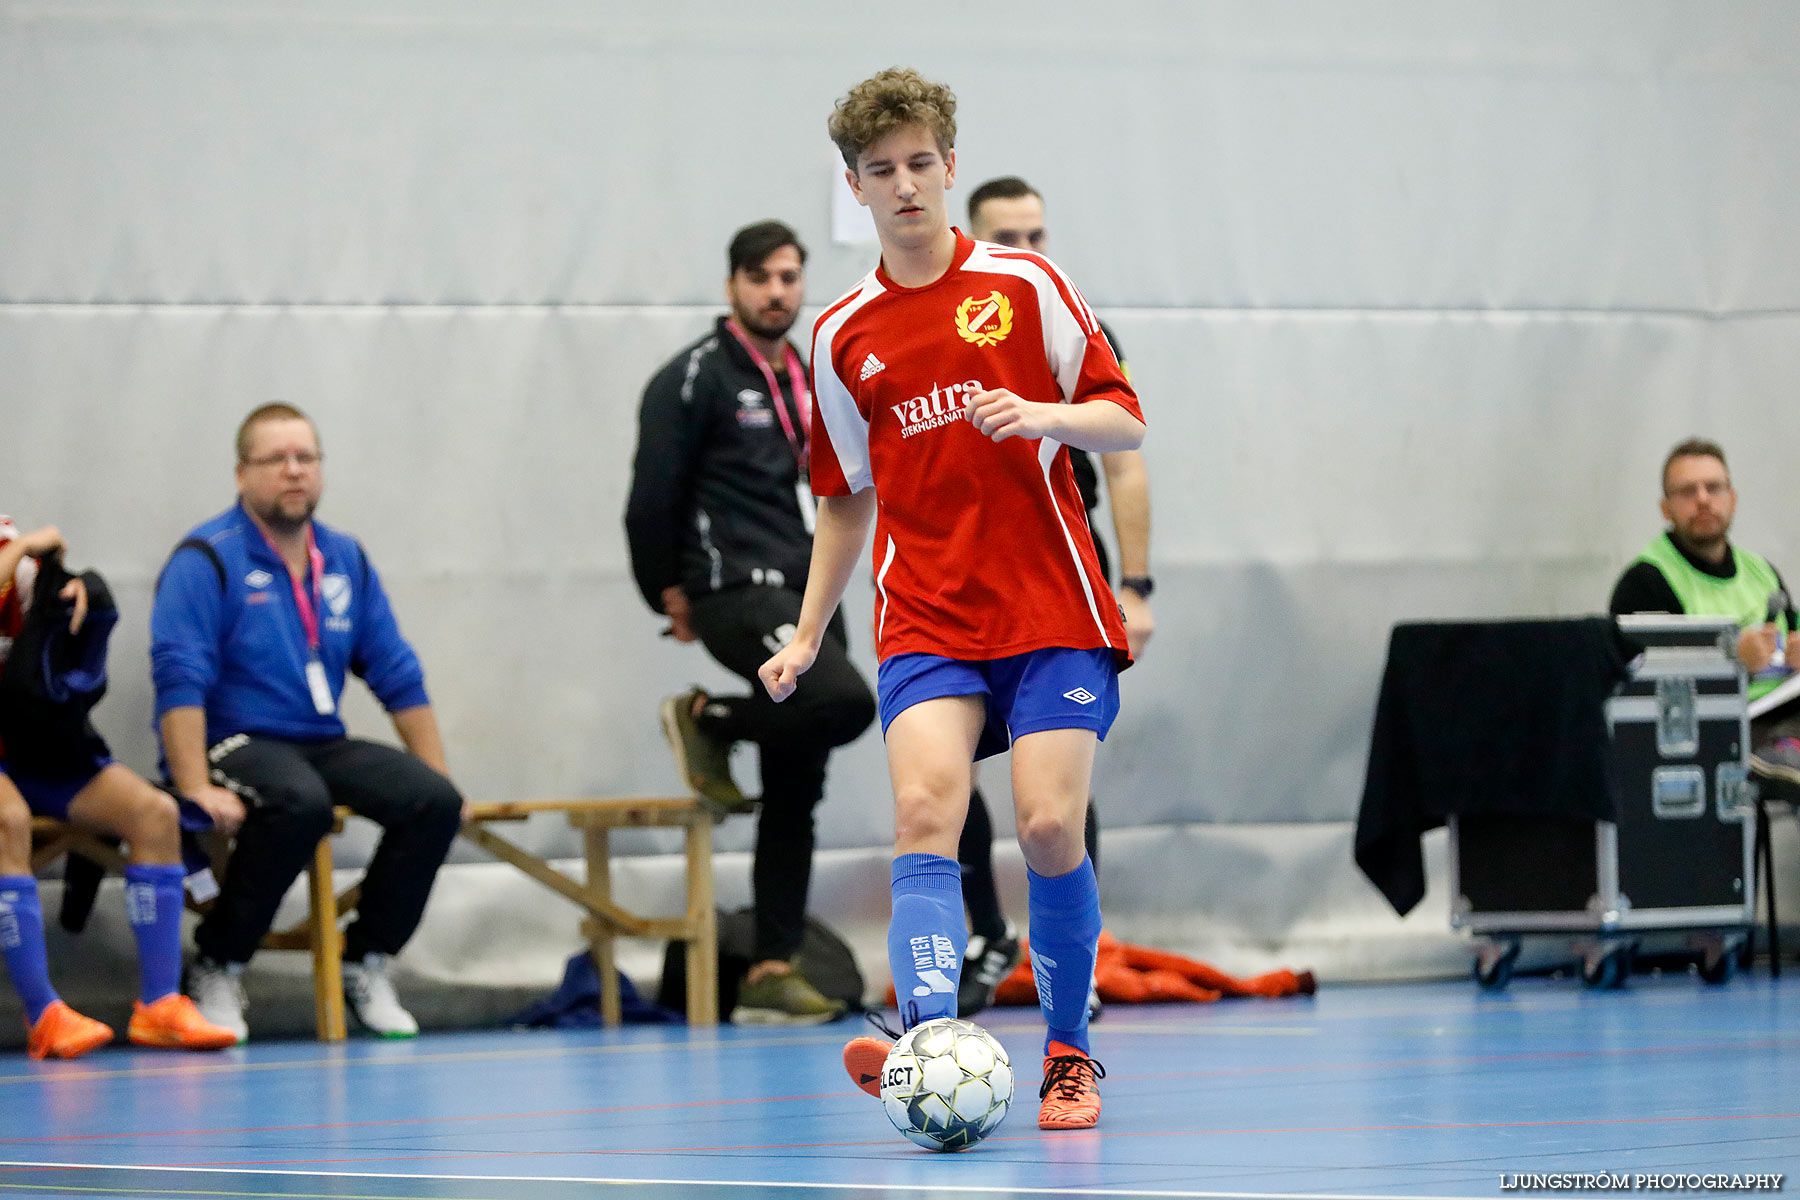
[689,586,876,963]
[194,735,465,966]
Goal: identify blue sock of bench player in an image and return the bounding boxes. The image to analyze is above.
[888,852,966,1029]
[124,863,185,1003]
[1027,856,1102,1055]
[0,876,60,1023]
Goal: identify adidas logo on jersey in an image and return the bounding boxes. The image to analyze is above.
[859,352,886,381]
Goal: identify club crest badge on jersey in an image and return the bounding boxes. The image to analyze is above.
[954,291,1013,347]
[322,574,352,617]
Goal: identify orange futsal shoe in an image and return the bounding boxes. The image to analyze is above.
[843,1035,894,1098]
[26,1000,114,1060]
[127,993,239,1051]
[1038,1041,1106,1130]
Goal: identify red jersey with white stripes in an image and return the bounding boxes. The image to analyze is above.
[809,232,1142,665]
[0,518,34,759]
[0,518,31,668]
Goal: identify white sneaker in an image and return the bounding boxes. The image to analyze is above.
[187,958,248,1044]
[342,953,419,1038]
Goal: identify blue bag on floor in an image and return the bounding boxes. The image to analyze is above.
[510,951,683,1027]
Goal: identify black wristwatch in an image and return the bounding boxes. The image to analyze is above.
[1119,575,1155,599]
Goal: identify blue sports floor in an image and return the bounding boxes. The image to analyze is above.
[0,975,1795,1199]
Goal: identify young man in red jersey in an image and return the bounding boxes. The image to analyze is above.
[758,67,1144,1131]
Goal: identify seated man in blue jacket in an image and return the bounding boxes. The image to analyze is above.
[151,404,466,1042]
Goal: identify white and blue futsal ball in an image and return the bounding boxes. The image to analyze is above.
[879,1018,1013,1151]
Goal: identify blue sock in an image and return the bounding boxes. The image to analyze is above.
[1027,856,1102,1056]
[0,875,60,1023]
[124,863,185,1004]
[888,852,966,1029]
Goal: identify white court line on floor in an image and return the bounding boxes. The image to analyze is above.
[1092,1023,1319,1037]
[0,1029,853,1088]
[0,1160,1494,1200]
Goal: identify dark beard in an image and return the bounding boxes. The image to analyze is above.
[736,306,796,342]
[1671,525,1729,563]
[252,497,316,537]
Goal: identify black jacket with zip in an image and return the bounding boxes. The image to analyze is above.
[625,317,814,611]
[0,556,115,774]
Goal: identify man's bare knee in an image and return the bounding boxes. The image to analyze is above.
[74,770,181,862]
[125,784,181,860]
[1016,808,1084,868]
[0,797,31,872]
[893,781,965,851]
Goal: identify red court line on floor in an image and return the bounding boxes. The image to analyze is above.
[0,1090,849,1145]
[3,1036,1785,1151]
[1129,1035,1800,1081]
[138,1109,1800,1171]
[4,1034,1789,1149]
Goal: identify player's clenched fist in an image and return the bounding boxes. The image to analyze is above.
[964,388,1056,443]
[758,637,820,702]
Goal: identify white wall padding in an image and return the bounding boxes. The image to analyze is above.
[4,2,1799,1030]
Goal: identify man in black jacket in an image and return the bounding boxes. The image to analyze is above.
[625,221,875,1025]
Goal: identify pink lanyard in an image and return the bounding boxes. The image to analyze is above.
[258,526,325,650]
[724,320,811,473]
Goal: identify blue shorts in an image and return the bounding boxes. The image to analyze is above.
[877,647,1120,762]
[0,755,112,820]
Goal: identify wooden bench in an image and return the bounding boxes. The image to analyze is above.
[33,794,722,1035]
[459,797,718,1026]
[243,810,358,1042]
[29,809,359,1043]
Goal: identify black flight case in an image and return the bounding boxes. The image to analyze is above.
[1448,614,1757,989]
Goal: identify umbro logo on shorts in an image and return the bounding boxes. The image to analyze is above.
[1063,688,1097,705]
[859,352,886,381]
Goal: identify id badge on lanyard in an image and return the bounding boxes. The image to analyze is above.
[726,320,814,532]
[265,528,336,716]
[298,543,335,714]
[305,658,336,716]
[795,479,817,534]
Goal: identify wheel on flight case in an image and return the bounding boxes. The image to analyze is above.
[1580,943,1634,990]
[1698,937,1740,986]
[1473,938,1522,991]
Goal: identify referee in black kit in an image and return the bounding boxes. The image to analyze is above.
[625,220,875,1026]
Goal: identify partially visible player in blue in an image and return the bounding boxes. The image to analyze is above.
[0,520,237,1058]
[759,68,1143,1131]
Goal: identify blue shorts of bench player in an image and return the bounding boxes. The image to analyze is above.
[0,754,113,819]
[876,646,1120,761]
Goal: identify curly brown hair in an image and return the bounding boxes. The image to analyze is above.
[827,67,957,170]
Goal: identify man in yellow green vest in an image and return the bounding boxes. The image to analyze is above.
[1609,437,1800,785]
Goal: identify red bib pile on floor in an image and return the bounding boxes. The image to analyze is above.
[886,932,1315,1007]
[1001,932,1314,1004]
